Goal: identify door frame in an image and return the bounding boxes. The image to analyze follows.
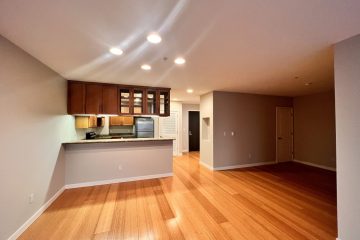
[188,110,200,152]
[276,107,294,163]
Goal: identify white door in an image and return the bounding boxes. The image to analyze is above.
[276,107,293,162]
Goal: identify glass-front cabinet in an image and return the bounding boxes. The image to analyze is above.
[159,90,170,116]
[119,88,131,114]
[117,86,170,116]
[146,90,157,115]
[133,89,144,115]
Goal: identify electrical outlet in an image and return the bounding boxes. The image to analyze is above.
[29,193,34,204]
[118,165,123,171]
[223,131,226,136]
[231,131,235,136]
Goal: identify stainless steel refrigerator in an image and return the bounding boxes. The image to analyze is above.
[135,117,154,138]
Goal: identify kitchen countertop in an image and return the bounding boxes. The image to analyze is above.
[63,137,175,145]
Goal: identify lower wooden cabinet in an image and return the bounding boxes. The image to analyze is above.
[110,116,134,126]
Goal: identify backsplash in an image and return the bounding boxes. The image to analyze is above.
[74,116,160,139]
[109,125,135,135]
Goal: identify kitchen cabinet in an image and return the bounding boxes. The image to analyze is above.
[68,82,86,114]
[102,85,118,114]
[86,84,102,114]
[122,116,134,125]
[119,88,132,115]
[110,116,134,126]
[158,90,170,116]
[133,89,145,115]
[145,89,157,115]
[75,116,99,128]
[67,80,170,116]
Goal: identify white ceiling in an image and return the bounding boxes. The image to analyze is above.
[1,0,360,103]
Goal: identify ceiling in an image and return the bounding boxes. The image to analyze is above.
[1,0,360,103]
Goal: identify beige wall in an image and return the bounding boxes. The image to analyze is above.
[182,104,200,152]
[0,35,76,239]
[213,91,292,168]
[293,91,336,169]
[200,92,213,168]
[335,34,360,240]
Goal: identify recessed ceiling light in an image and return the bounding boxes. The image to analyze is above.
[186,89,193,93]
[305,82,312,86]
[141,64,151,71]
[109,47,123,55]
[147,32,162,44]
[174,57,186,65]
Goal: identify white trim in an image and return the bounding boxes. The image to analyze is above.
[200,161,277,171]
[200,161,214,170]
[213,161,277,171]
[336,238,341,240]
[7,186,65,240]
[65,173,173,189]
[293,159,336,172]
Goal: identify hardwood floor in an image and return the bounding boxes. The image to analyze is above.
[19,152,337,240]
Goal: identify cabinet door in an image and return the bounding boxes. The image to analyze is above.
[145,89,157,115]
[158,90,170,116]
[86,84,102,114]
[122,116,134,125]
[102,85,118,114]
[88,116,98,128]
[75,116,89,128]
[110,116,123,126]
[133,89,145,115]
[119,88,132,115]
[68,82,85,114]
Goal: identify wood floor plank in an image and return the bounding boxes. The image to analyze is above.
[19,152,337,240]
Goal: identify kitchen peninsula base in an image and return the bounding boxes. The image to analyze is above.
[63,139,173,188]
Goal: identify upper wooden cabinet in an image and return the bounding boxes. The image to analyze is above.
[102,85,118,114]
[158,90,170,116]
[68,82,86,114]
[67,80,170,116]
[133,89,145,115]
[86,84,102,114]
[119,88,132,115]
[145,89,157,115]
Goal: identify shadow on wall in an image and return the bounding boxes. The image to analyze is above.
[45,145,66,203]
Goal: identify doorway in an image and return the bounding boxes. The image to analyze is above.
[276,107,294,162]
[188,111,200,152]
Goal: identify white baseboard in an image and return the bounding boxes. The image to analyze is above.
[213,161,277,171]
[200,161,277,171]
[7,186,65,240]
[293,159,336,172]
[199,161,214,170]
[336,238,341,240]
[65,173,173,189]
